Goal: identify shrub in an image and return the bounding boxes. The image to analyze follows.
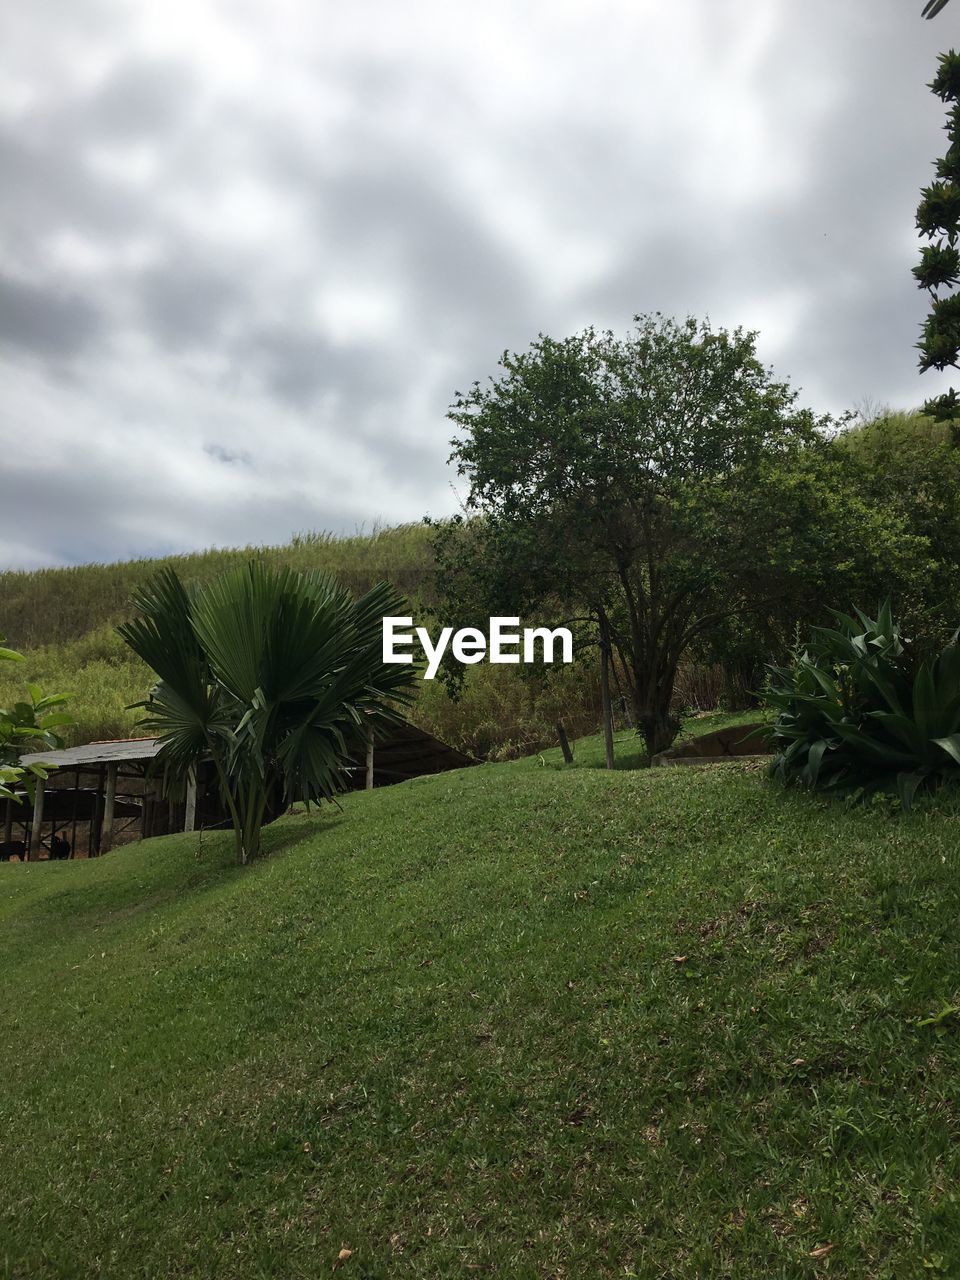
[764,602,960,808]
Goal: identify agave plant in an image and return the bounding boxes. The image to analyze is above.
[765,602,960,809]
[118,563,418,862]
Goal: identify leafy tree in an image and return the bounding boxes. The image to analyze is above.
[0,638,72,804]
[438,315,920,757]
[835,410,960,638]
[118,562,417,863]
[915,50,960,429]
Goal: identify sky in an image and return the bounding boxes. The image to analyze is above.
[0,0,956,570]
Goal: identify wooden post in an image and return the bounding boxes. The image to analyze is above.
[101,761,118,853]
[29,777,45,861]
[89,765,104,856]
[556,720,574,765]
[3,798,12,845]
[600,617,615,772]
[184,770,197,833]
[140,795,152,840]
[365,728,375,790]
[70,768,80,857]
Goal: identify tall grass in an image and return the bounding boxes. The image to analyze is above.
[0,525,435,649]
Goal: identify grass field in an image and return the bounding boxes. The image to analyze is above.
[3,732,960,1278]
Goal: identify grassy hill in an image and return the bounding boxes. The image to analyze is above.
[0,526,436,651]
[3,739,960,1277]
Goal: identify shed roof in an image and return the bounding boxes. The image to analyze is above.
[19,738,164,769]
[21,726,478,782]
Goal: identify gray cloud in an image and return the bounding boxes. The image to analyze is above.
[0,272,102,357]
[138,255,242,349]
[0,0,955,570]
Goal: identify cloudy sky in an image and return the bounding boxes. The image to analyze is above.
[0,0,955,569]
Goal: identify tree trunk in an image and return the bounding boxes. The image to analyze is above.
[633,663,681,758]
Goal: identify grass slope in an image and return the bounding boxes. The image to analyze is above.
[0,525,435,651]
[5,755,958,1278]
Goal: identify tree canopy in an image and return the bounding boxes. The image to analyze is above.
[436,315,921,756]
[915,50,960,428]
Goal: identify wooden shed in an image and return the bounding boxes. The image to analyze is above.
[6,723,477,861]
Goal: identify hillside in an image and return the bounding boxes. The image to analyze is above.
[3,745,960,1277]
[0,525,607,758]
[0,526,436,651]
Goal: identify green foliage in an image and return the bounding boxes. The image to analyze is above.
[834,410,960,638]
[0,637,72,803]
[439,314,918,757]
[118,562,418,862]
[915,50,960,423]
[765,603,960,808]
[0,522,725,762]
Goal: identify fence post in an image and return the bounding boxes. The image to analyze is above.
[29,778,45,861]
[102,761,118,852]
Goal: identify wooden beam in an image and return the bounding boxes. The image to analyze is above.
[140,795,152,840]
[101,761,118,852]
[70,768,80,857]
[29,777,45,861]
[89,764,104,856]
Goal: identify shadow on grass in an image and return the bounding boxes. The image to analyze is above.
[6,807,345,936]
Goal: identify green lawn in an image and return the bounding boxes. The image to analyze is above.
[521,709,765,771]
[2,745,960,1277]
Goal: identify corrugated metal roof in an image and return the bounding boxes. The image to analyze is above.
[19,738,163,768]
[19,724,479,779]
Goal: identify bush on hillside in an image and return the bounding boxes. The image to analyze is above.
[0,637,72,803]
[765,602,960,808]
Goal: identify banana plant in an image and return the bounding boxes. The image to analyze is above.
[0,639,72,803]
[765,603,960,808]
[118,563,418,863]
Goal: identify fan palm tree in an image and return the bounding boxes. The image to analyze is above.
[118,562,418,863]
[923,1,952,18]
